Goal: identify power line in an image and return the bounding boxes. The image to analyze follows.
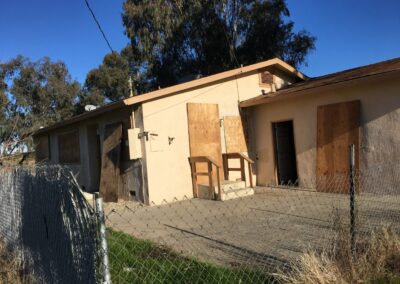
[83,0,114,53]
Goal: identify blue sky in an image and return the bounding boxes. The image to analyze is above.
[1,0,399,83]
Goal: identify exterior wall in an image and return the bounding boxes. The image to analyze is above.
[33,67,296,204]
[141,69,294,204]
[251,72,400,186]
[34,107,142,196]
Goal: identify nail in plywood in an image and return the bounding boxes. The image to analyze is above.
[187,103,224,184]
[100,123,122,202]
[317,100,360,193]
[223,116,248,153]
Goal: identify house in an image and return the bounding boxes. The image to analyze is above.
[33,57,400,204]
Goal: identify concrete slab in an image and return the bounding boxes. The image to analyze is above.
[104,187,400,271]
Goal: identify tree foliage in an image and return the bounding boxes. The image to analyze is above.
[0,56,80,154]
[84,52,131,102]
[85,0,315,101]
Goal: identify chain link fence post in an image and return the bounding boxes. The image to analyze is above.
[349,144,356,257]
[95,193,111,284]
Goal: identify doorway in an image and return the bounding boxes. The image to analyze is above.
[187,103,224,185]
[272,120,298,185]
[87,124,101,192]
[316,100,360,193]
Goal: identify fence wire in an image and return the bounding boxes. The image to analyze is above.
[102,162,400,284]
[0,166,98,284]
[0,162,399,283]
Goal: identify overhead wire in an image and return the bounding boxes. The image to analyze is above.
[83,0,115,53]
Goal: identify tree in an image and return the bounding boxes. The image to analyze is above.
[83,47,150,103]
[120,0,315,88]
[84,52,131,102]
[0,56,81,154]
[0,76,9,147]
[84,0,315,101]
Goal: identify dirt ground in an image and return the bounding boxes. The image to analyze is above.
[104,187,400,270]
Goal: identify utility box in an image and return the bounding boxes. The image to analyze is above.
[128,128,142,159]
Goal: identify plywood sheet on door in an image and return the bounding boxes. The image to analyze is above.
[187,103,224,184]
[100,123,122,202]
[317,100,360,193]
[223,116,248,153]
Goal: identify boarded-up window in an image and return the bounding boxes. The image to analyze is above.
[259,71,274,85]
[223,116,248,153]
[35,135,50,162]
[58,130,80,164]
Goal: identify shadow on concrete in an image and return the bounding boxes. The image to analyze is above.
[163,224,288,270]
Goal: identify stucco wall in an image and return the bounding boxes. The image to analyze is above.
[251,71,400,187]
[141,69,294,204]
[35,107,141,195]
[33,67,297,204]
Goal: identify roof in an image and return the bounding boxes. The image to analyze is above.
[34,58,305,135]
[240,57,400,107]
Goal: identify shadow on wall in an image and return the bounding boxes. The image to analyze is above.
[19,167,97,283]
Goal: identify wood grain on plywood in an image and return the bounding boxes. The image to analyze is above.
[223,116,248,153]
[187,103,224,184]
[317,100,360,193]
[100,123,122,202]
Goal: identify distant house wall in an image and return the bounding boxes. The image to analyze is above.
[141,69,295,204]
[33,107,145,198]
[251,71,400,186]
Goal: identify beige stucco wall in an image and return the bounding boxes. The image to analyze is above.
[251,71,400,187]
[34,68,297,204]
[141,69,295,204]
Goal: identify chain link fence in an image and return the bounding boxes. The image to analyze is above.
[0,161,399,283]
[0,166,98,283]
[102,161,400,283]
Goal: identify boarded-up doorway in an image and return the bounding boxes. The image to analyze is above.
[187,103,224,184]
[317,100,360,193]
[272,120,298,185]
[99,123,122,202]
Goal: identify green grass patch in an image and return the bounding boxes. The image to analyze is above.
[106,229,275,284]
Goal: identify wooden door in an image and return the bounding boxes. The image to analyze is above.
[99,123,122,202]
[187,103,224,184]
[317,100,360,193]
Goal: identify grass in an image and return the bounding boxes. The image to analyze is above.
[0,240,35,284]
[106,229,275,284]
[275,224,400,284]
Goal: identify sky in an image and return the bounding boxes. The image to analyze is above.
[1,0,400,83]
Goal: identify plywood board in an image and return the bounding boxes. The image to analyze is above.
[317,100,360,193]
[118,119,133,201]
[100,123,122,202]
[58,131,80,164]
[223,116,248,153]
[187,103,224,184]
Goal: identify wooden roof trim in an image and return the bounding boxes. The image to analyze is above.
[34,100,126,135]
[33,58,305,135]
[122,58,307,106]
[240,57,400,108]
